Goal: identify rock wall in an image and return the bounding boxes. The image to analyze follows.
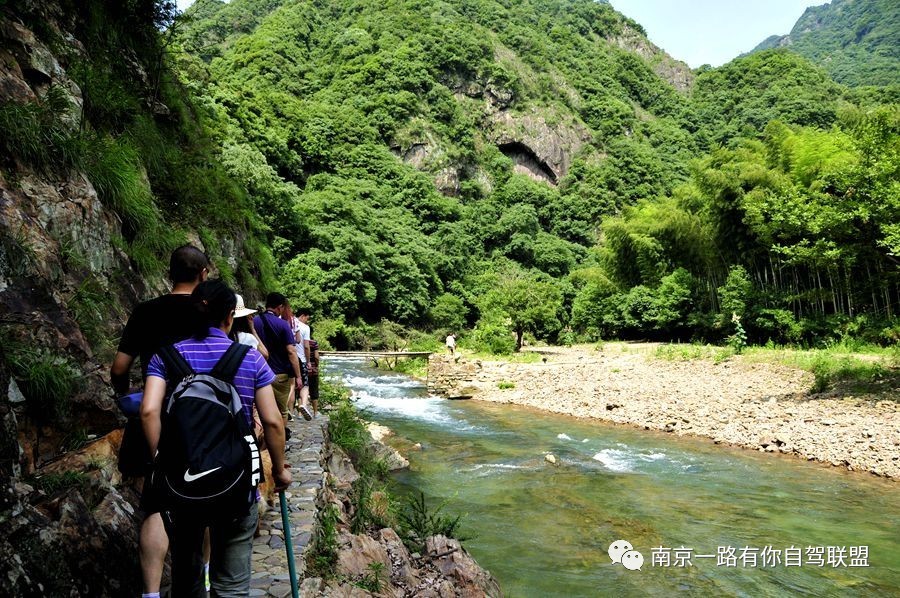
[609,25,695,91]
[0,365,142,597]
[486,108,592,185]
[427,354,484,399]
[0,13,161,591]
[0,5,259,595]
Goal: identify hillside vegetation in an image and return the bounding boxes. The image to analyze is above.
[754,0,900,88]
[175,0,899,351]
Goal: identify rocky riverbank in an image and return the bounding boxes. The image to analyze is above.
[308,424,501,597]
[428,345,900,480]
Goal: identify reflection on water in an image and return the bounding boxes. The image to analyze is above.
[325,357,900,597]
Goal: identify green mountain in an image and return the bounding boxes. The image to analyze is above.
[175,0,702,327]
[174,0,892,348]
[753,0,900,87]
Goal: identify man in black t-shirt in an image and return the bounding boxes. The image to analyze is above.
[111,245,209,598]
[113,293,201,385]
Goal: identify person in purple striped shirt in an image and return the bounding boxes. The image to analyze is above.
[141,280,292,596]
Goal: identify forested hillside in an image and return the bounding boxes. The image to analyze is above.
[175,0,898,350]
[754,0,900,87]
[175,0,698,334]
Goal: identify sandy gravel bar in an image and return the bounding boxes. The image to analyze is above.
[447,345,900,480]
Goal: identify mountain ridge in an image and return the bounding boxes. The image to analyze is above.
[752,0,900,86]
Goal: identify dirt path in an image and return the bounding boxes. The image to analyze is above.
[433,344,900,479]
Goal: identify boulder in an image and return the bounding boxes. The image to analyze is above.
[336,532,391,578]
[328,446,360,488]
[365,423,409,471]
[425,535,502,597]
[379,527,419,588]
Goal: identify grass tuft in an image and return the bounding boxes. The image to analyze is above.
[32,471,90,495]
[4,341,83,425]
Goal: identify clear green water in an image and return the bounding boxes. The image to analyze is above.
[330,358,900,597]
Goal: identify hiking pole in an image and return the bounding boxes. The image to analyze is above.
[279,490,300,598]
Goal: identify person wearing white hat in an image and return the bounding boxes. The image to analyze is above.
[230,294,269,360]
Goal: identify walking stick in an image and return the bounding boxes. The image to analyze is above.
[279,490,300,598]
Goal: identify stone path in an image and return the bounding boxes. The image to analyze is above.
[249,416,327,597]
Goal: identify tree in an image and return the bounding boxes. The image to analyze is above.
[478,266,563,351]
[428,293,468,331]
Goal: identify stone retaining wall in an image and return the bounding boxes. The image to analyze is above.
[427,354,483,398]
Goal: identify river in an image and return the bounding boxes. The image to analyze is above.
[325,356,900,597]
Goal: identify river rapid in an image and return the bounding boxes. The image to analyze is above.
[325,357,900,597]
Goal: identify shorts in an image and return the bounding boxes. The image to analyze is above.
[299,361,309,387]
[139,469,165,515]
[308,374,319,402]
[271,373,293,418]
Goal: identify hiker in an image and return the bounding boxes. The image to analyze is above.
[280,303,307,419]
[294,306,313,412]
[254,293,311,423]
[140,280,291,596]
[307,326,320,418]
[230,293,269,360]
[446,332,456,355]
[110,244,209,598]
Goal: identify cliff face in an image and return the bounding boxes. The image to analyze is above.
[0,12,154,596]
[1,7,147,473]
[0,2,270,594]
[609,24,694,92]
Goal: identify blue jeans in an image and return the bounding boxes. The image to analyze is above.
[168,502,258,597]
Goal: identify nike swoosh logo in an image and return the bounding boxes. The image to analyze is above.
[183,467,221,482]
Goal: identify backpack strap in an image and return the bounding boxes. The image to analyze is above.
[158,344,193,384]
[210,342,251,383]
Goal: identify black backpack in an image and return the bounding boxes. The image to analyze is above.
[152,342,261,517]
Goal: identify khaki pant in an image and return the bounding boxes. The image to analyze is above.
[271,373,293,420]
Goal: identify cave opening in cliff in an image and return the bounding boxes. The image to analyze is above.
[497,141,558,185]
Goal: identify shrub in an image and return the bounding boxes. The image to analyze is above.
[428,292,467,331]
[317,375,350,410]
[307,504,339,577]
[350,477,394,534]
[809,354,894,394]
[328,400,369,460]
[70,275,117,355]
[717,265,753,324]
[754,309,804,345]
[0,85,81,169]
[355,562,386,593]
[727,316,748,354]
[398,491,467,553]
[466,318,516,355]
[393,356,428,379]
